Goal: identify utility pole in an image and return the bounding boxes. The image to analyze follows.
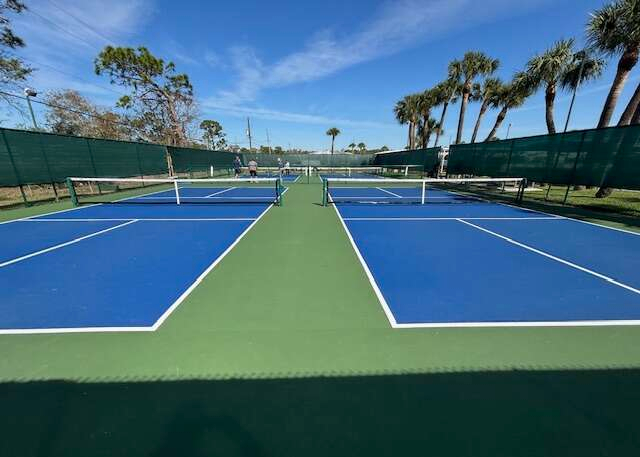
[246,117,253,151]
[24,87,38,130]
[266,129,272,153]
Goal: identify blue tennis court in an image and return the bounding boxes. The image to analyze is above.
[0,183,283,333]
[330,184,640,327]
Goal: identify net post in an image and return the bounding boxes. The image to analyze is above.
[517,178,527,204]
[322,179,328,206]
[276,178,283,206]
[421,180,426,204]
[66,178,78,206]
[173,180,181,205]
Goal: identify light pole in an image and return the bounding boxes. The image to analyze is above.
[24,87,38,130]
[506,123,512,139]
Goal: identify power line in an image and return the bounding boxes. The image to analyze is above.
[8,51,127,98]
[44,0,116,46]
[27,7,98,51]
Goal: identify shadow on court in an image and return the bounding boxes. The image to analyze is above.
[1,368,639,456]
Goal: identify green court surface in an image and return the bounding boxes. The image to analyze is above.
[2,182,640,456]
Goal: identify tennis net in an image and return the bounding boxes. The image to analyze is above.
[322,177,526,206]
[66,177,284,206]
[311,166,384,179]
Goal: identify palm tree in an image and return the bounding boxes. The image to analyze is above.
[560,49,606,131]
[357,142,367,153]
[619,82,640,124]
[417,89,436,149]
[450,51,499,144]
[326,127,340,154]
[470,78,503,143]
[405,94,421,148]
[633,102,640,124]
[347,142,356,152]
[433,76,460,147]
[588,0,640,198]
[485,72,534,141]
[587,0,640,129]
[393,99,411,148]
[525,39,576,134]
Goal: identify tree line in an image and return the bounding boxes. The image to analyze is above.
[393,0,639,197]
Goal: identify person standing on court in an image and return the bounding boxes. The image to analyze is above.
[233,156,242,178]
[277,157,283,175]
[248,158,258,182]
[284,161,291,176]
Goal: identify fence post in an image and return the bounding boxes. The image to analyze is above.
[134,143,145,186]
[563,131,586,204]
[36,132,59,201]
[85,138,102,195]
[1,129,29,206]
[544,134,565,201]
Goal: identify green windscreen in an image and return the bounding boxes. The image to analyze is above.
[447,125,640,190]
[0,128,168,186]
[240,153,374,168]
[169,147,238,175]
[373,147,442,174]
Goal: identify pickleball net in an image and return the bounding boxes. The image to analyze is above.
[66,177,284,206]
[322,177,527,206]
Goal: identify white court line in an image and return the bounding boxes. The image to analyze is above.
[457,218,640,296]
[205,187,235,198]
[343,217,561,221]
[439,185,640,236]
[0,220,138,268]
[331,203,399,328]
[0,204,275,335]
[22,218,256,222]
[149,203,275,331]
[394,319,640,328]
[376,187,402,198]
[133,196,276,200]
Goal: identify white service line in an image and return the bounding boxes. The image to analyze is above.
[205,187,236,197]
[457,218,640,296]
[376,187,403,198]
[0,219,138,268]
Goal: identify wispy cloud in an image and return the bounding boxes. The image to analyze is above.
[208,0,553,107]
[203,103,397,130]
[9,0,153,100]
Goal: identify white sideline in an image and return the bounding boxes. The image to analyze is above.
[331,203,398,328]
[0,220,138,268]
[149,203,275,331]
[0,204,275,334]
[457,218,640,296]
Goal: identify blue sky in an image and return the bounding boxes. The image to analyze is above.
[8,0,640,150]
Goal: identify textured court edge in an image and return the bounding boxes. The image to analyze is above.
[0,203,276,335]
[332,203,640,329]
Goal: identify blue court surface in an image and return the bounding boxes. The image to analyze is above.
[0,186,282,333]
[331,186,640,327]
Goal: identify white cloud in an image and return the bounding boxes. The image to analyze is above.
[209,0,553,106]
[203,102,397,130]
[8,0,153,104]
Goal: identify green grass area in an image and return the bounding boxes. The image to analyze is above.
[523,185,640,219]
[1,182,640,456]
